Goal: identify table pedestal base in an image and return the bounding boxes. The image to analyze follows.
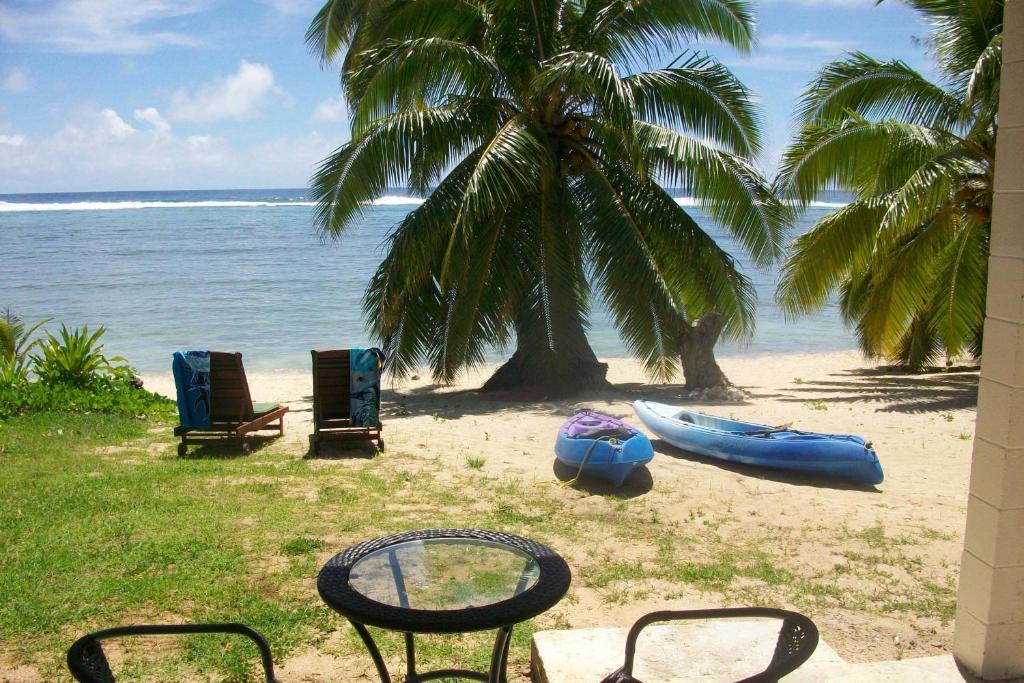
[351,622,514,683]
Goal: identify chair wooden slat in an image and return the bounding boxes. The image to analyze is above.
[175,351,288,456]
[311,349,382,453]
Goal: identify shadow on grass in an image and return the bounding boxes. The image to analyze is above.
[651,440,882,493]
[551,459,654,498]
[178,435,282,459]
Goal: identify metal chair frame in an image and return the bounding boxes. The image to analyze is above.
[66,623,278,683]
[600,607,819,683]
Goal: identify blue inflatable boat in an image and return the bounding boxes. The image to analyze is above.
[555,411,654,487]
[633,401,883,485]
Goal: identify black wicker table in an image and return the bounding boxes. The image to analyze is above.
[317,528,571,683]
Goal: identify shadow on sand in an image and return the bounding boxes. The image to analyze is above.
[651,440,882,493]
[303,437,380,460]
[379,381,750,422]
[779,366,979,414]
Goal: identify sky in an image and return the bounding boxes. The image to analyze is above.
[0,0,934,194]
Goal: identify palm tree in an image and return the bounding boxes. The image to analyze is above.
[308,0,786,393]
[774,0,1002,369]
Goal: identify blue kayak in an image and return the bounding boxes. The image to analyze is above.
[633,400,883,485]
[555,411,654,487]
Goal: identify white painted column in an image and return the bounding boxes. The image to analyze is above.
[953,0,1024,678]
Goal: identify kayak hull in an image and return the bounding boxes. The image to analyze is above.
[555,412,654,487]
[633,400,883,485]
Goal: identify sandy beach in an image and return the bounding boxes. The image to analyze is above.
[142,349,978,667]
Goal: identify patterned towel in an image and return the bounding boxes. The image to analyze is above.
[172,350,211,429]
[349,348,384,428]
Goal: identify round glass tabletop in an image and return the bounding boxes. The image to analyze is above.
[348,537,541,610]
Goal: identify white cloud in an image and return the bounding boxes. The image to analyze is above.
[761,33,857,53]
[0,0,204,54]
[133,107,171,136]
[99,109,135,139]
[169,61,281,123]
[2,68,31,93]
[0,134,26,148]
[0,107,345,192]
[312,96,348,122]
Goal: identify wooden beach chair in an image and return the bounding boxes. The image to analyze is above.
[173,351,288,456]
[311,349,384,454]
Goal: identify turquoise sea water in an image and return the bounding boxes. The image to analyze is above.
[0,188,856,373]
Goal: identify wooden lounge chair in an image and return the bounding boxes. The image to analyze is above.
[311,349,384,454]
[173,351,288,456]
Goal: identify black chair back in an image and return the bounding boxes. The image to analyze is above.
[66,623,277,683]
[600,607,819,683]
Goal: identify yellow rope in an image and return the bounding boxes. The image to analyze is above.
[553,435,620,488]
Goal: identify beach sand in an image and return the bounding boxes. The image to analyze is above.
[143,349,978,670]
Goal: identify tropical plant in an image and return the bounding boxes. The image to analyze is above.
[774,0,1003,369]
[0,309,51,387]
[307,0,786,392]
[32,324,127,386]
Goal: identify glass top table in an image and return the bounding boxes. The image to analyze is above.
[317,529,571,683]
[348,538,541,611]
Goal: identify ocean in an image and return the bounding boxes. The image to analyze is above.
[0,188,856,374]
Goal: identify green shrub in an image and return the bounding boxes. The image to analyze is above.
[0,310,51,388]
[32,324,125,386]
[0,371,174,420]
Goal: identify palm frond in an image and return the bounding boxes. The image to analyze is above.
[963,32,1002,119]
[311,102,497,237]
[454,115,553,243]
[927,216,988,357]
[798,52,961,130]
[774,119,955,203]
[626,52,761,156]
[346,38,505,130]
[777,198,888,315]
[363,153,482,379]
[531,51,635,131]
[857,205,959,353]
[636,122,786,267]
[595,0,755,64]
[306,0,373,65]
[573,169,682,381]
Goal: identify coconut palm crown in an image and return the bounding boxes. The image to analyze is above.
[774,0,1003,368]
[308,0,786,391]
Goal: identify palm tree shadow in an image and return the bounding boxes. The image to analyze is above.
[551,459,654,498]
[379,381,747,421]
[651,440,882,492]
[780,366,979,414]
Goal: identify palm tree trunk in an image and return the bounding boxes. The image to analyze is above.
[675,313,730,389]
[482,318,609,394]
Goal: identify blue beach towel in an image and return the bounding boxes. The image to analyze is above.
[172,350,211,429]
[349,348,384,428]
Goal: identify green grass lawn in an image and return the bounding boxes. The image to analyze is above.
[0,411,959,681]
[0,412,554,681]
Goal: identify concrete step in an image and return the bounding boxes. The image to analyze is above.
[531,623,976,682]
